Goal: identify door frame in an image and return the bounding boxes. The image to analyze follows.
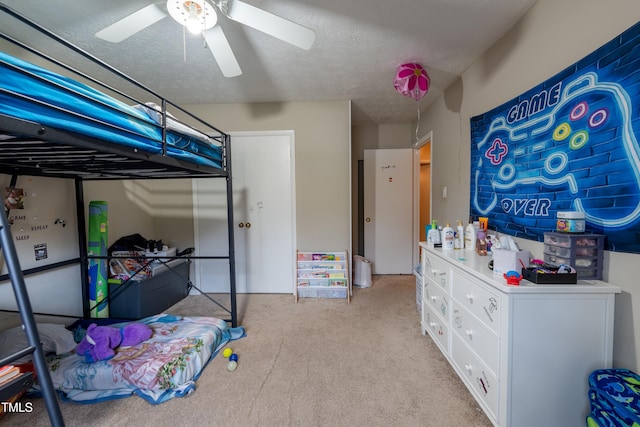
[413,131,432,266]
[192,130,297,294]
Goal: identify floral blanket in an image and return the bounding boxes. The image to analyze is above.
[47,314,245,404]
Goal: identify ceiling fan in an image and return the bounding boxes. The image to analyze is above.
[95,0,316,78]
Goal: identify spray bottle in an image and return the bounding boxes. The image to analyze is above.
[427,220,441,247]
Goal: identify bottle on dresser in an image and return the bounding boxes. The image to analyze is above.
[464,217,477,250]
[442,223,455,250]
[456,220,464,249]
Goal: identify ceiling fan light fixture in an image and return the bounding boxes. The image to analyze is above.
[186,4,202,34]
[167,0,217,35]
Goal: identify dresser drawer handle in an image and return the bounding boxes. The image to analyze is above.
[429,322,437,328]
[464,364,473,374]
[465,329,473,338]
[431,296,437,302]
[466,293,474,303]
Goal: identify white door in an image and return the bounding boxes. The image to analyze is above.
[193,131,296,293]
[364,148,415,274]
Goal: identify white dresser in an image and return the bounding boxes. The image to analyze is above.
[419,243,620,427]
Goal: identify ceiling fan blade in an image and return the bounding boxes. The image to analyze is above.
[203,26,242,77]
[96,3,167,43]
[226,0,315,50]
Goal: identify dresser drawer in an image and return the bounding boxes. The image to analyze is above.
[422,301,449,354]
[452,301,499,376]
[451,269,501,334]
[422,252,451,292]
[451,334,498,422]
[423,278,450,319]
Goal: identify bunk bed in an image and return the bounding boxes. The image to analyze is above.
[0,4,238,423]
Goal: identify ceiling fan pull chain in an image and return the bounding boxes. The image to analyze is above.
[201,31,208,51]
[183,26,188,63]
[415,107,421,142]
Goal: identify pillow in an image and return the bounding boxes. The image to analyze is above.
[0,323,77,363]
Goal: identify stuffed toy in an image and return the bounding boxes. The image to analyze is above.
[76,323,152,363]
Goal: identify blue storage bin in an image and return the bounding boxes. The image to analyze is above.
[108,260,189,319]
[587,369,640,427]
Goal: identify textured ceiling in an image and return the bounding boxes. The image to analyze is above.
[0,0,539,124]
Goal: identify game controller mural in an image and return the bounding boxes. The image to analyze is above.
[470,21,640,253]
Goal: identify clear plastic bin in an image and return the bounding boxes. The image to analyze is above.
[297,286,347,299]
[544,233,601,247]
[544,245,572,258]
[577,268,599,278]
[544,253,598,268]
[544,253,571,265]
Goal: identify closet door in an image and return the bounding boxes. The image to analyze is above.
[193,131,296,293]
[364,148,415,274]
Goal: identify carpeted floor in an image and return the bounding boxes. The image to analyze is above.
[4,275,492,426]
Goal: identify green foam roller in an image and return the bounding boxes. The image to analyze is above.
[88,201,109,318]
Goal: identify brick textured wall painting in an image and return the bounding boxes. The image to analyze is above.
[470,21,640,253]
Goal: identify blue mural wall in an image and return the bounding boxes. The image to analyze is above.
[470,21,640,253]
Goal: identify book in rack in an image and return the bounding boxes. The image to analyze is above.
[295,250,351,302]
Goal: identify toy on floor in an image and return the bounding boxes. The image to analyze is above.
[222,347,239,371]
[76,322,153,363]
[227,353,238,372]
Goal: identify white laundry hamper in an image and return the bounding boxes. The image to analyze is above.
[353,255,372,288]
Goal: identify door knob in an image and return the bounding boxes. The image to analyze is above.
[238,223,244,228]
[365,217,371,222]
[238,222,251,228]
[245,222,251,228]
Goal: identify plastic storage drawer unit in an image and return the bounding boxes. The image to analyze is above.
[543,232,604,280]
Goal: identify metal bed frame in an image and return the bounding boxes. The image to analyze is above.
[0,4,238,424]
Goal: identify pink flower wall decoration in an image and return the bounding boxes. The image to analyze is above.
[393,63,430,101]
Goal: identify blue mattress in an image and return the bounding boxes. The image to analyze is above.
[0,51,222,170]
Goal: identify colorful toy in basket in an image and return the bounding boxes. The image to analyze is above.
[76,323,152,363]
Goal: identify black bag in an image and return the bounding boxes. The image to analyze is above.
[108,233,148,255]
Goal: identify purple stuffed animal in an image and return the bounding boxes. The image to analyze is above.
[76,323,152,363]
